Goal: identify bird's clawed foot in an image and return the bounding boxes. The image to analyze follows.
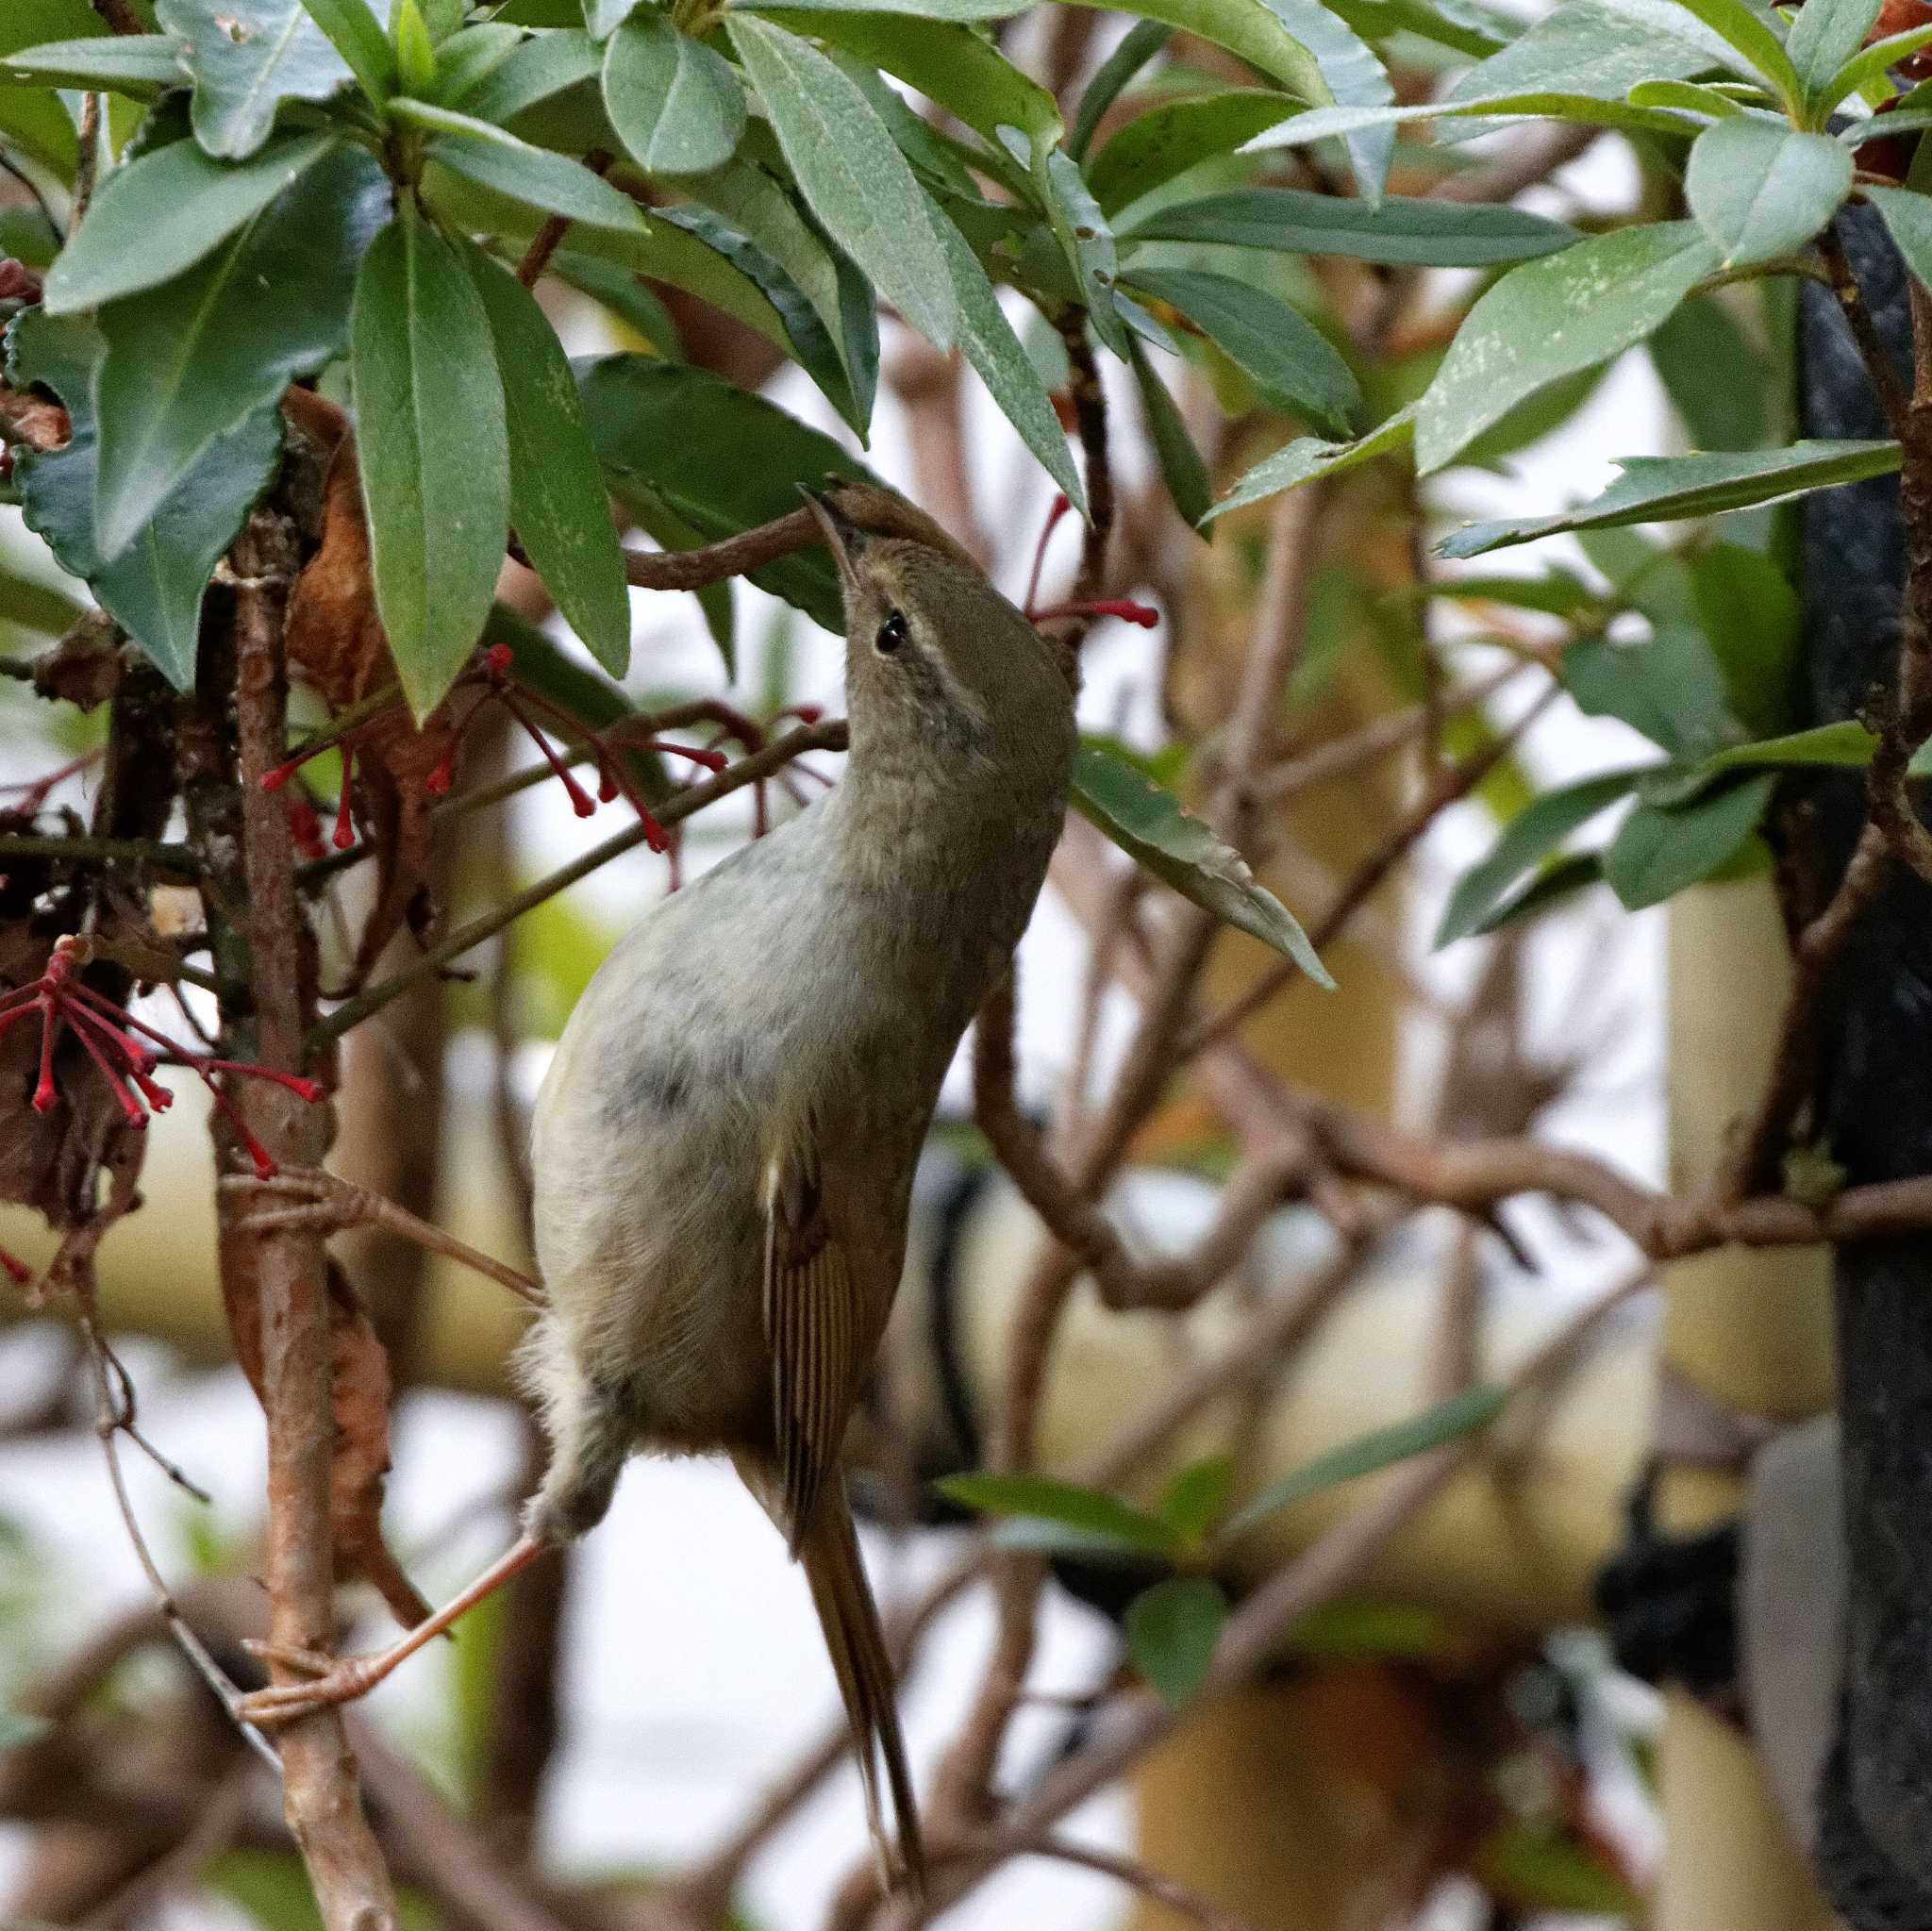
[236,1639,394,1727]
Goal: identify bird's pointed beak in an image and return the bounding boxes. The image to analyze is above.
[799,482,867,593]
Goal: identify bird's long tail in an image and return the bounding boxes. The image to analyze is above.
[797,1479,926,1894]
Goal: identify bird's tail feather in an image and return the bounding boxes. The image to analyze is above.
[797,1480,926,1896]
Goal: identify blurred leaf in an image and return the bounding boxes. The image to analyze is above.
[1126,1576,1227,1706]
[0,1708,51,1751]
[1125,186,1576,264]
[1649,293,1767,451]
[1089,90,1293,214]
[0,564,82,636]
[1444,0,1722,105]
[1685,118,1850,268]
[1439,441,1900,556]
[1476,1820,1644,1915]
[1416,222,1720,474]
[298,0,397,99]
[727,15,956,349]
[10,308,282,689]
[550,248,682,356]
[1285,1597,1460,1659]
[351,206,509,717]
[92,142,386,559]
[1129,336,1213,528]
[1471,847,1606,933]
[1602,774,1774,908]
[585,0,638,32]
[2,34,181,89]
[603,14,745,175]
[576,353,876,632]
[1691,541,1799,738]
[1069,18,1170,158]
[157,0,351,155]
[396,100,646,229]
[1565,625,1735,759]
[395,0,436,92]
[1864,184,1932,295]
[42,126,339,315]
[1124,265,1359,431]
[936,1471,1177,1556]
[1073,741,1334,983]
[463,241,631,675]
[1435,767,1646,944]
[1158,1456,1234,1546]
[735,0,1033,15]
[1787,0,1882,94]
[430,20,522,99]
[1413,570,1597,616]
[626,493,736,672]
[1208,404,1413,519]
[1223,1384,1508,1539]
[1697,718,1880,774]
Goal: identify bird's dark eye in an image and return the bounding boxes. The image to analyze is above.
[874,610,908,656]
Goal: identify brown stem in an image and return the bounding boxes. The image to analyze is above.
[515,151,611,288]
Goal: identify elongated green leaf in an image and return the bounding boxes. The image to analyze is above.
[1061,0,1324,102]
[550,246,681,354]
[1820,25,1932,109]
[1223,1385,1509,1540]
[1436,768,1645,944]
[157,0,351,156]
[1124,185,1576,265]
[1445,0,1722,105]
[1074,742,1333,982]
[1129,337,1212,528]
[1252,0,1395,193]
[1027,141,1130,356]
[1685,118,1850,268]
[2,35,181,89]
[1070,18,1170,158]
[1864,185,1932,296]
[1415,221,1720,474]
[0,564,83,637]
[1648,292,1766,451]
[1787,0,1881,93]
[462,241,630,675]
[0,88,78,177]
[429,20,522,100]
[1208,403,1413,519]
[773,9,1058,153]
[388,97,644,226]
[1159,1456,1235,1546]
[584,0,637,33]
[449,24,599,120]
[298,0,395,97]
[9,308,281,689]
[1089,90,1293,214]
[575,353,878,630]
[1127,1577,1228,1706]
[42,128,336,314]
[1437,439,1901,556]
[1691,541,1798,739]
[92,143,387,559]
[1670,0,1799,100]
[735,0,1031,16]
[1241,92,1702,151]
[1698,719,1878,774]
[1565,626,1734,759]
[936,1471,1177,1555]
[1625,76,1742,115]
[931,205,1086,509]
[727,15,955,349]
[1124,265,1359,431]
[352,208,509,717]
[1602,774,1774,908]
[603,14,744,175]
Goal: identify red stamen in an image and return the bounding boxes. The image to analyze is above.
[287,798,325,860]
[1024,494,1074,619]
[0,1244,31,1286]
[642,741,728,774]
[201,1061,325,1102]
[62,1009,147,1127]
[1031,597,1159,628]
[504,695,596,818]
[332,747,357,850]
[31,996,58,1112]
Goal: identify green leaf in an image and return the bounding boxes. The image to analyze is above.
[430,20,523,100]
[1060,0,1326,106]
[0,562,83,636]
[298,0,396,98]
[158,0,353,155]
[1602,774,1774,908]
[462,241,630,675]
[1435,767,1648,945]
[575,353,876,631]
[625,491,736,671]
[1088,90,1294,215]
[42,127,338,315]
[734,0,1032,16]
[1648,292,1767,451]
[1124,185,1576,265]
[389,98,644,227]
[1124,265,1359,431]
[448,25,599,121]
[1129,335,1212,528]
[932,204,1086,509]
[1819,25,1932,109]
[584,0,637,34]
[1697,718,1878,774]
[395,0,436,92]
[1445,0,1724,107]
[1565,626,1734,759]
[1223,1385,1508,1540]
[1029,141,1130,357]
[1685,118,1850,268]
[726,15,956,349]
[2,34,182,89]
[351,206,509,717]
[1863,185,1932,294]
[1242,92,1704,152]
[1691,541,1798,739]
[1207,403,1412,519]
[1438,440,1902,556]
[1069,18,1169,158]
[1073,741,1334,982]
[9,308,283,689]
[1786,0,1882,94]
[602,14,744,175]
[1126,1576,1227,1706]
[1670,0,1799,101]
[92,142,387,559]
[1158,1456,1234,1546]
[935,1471,1177,1556]
[1416,221,1719,474]
[550,247,681,353]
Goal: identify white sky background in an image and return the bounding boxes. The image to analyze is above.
[0,105,1684,1931]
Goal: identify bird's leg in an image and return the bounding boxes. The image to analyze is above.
[237,1531,549,1726]
[221,1168,544,1306]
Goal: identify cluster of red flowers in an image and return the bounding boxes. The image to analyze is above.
[0,938,321,1179]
